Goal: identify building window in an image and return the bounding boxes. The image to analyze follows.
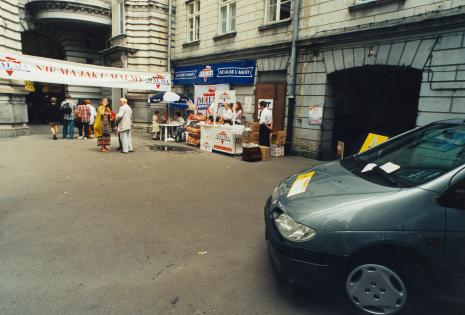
[266,0,291,24]
[187,0,201,42]
[219,0,236,35]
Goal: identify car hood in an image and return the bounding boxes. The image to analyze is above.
[277,161,401,228]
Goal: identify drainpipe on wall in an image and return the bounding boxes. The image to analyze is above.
[286,0,301,154]
[167,0,172,74]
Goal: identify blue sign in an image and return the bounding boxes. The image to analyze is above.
[173,60,256,85]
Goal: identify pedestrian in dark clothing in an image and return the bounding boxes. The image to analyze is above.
[46,96,61,140]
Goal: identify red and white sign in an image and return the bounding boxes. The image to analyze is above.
[214,89,236,105]
[0,51,171,91]
[194,84,229,110]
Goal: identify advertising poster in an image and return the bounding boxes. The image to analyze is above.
[243,96,254,113]
[258,98,273,110]
[308,104,323,125]
[215,90,237,105]
[194,84,229,111]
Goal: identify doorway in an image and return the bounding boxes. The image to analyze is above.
[255,71,287,130]
[21,31,66,124]
[329,66,422,157]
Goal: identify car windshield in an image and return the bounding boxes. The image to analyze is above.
[342,123,465,187]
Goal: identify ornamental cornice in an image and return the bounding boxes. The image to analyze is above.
[25,1,111,19]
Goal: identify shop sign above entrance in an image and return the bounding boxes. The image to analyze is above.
[173,60,256,85]
[0,51,171,91]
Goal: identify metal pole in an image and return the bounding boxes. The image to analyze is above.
[285,0,301,154]
[167,0,173,73]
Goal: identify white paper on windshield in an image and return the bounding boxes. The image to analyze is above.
[287,171,315,198]
[361,163,377,173]
[380,162,401,174]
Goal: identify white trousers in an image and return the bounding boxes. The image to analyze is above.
[120,130,133,153]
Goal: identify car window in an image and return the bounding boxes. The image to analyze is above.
[342,123,465,187]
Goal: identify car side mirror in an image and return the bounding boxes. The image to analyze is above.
[439,188,465,209]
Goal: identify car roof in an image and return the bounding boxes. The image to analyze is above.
[431,119,465,125]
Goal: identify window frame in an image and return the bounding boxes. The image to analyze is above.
[187,0,201,43]
[265,0,292,24]
[218,0,237,35]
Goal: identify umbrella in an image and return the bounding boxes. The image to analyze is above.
[149,91,192,107]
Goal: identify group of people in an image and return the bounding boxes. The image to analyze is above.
[219,101,244,125]
[149,101,246,143]
[46,95,134,154]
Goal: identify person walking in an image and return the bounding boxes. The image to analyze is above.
[116,98,133,154]
[60,94,77,139]
[258,100,273,147]
[46,96,61,140]
[94,98,112,152]
[76,99,91,139]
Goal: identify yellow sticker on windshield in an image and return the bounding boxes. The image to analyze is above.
[359,133,389,153]
[287,171,316,198]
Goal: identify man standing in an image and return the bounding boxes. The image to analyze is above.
[60,94,77,139]
[76,99,91,139]
[258,101,273,147]
[116,98,133,153]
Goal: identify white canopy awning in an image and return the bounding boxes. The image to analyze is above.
[0,51,171,91]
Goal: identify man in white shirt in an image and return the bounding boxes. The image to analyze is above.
[116,98,134,153]
[258,101,273,147]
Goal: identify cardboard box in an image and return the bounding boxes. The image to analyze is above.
[271,130,286,145]
[271,144,285,157]
[243,146,261,162]
[259,145,270,161]
[271,137,286,145]
[251,132,259,143]
[251,122,259,133]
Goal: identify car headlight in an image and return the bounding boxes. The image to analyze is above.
[273,212,316,242]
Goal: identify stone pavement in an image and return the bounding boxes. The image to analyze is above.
[0,130,346,315]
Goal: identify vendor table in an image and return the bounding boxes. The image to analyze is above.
[200,124,248,155]
[159,122,181,142]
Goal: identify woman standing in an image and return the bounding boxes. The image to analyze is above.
[222,103,234,125]
[234,101,244,124]
[94,98,111,152]
[46,96,61,140]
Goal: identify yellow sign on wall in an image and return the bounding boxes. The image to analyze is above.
[359,133,389,153]
[24,81,35,92]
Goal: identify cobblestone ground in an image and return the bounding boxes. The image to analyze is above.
[0,128,458,315]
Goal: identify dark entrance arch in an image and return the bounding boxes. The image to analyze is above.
[329,66,422,157]
[21,31,66,124]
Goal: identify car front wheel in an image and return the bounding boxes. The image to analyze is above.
[345,263,408,315]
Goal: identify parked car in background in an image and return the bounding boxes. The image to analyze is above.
[265,119,465,315]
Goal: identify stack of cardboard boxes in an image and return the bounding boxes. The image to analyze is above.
[271,131,286,157]
[242,123,286,160]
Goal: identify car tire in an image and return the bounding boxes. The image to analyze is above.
[340,254,430,315]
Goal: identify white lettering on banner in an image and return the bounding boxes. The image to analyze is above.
[0,51,171,91]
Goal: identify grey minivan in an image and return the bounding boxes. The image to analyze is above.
[265,119,465,315]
